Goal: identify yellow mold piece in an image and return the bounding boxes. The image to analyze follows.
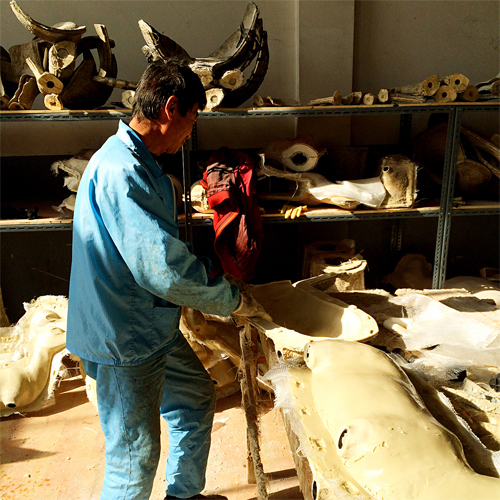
[248,280,378,359]
[0,295,68,416]
[266,339,500,500]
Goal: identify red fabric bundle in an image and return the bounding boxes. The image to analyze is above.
[201,147,263,283]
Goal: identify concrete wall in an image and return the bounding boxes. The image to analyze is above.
[1,0,498,153]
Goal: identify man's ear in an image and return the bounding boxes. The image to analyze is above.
[165,96,178,120]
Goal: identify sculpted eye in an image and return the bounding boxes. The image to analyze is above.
[338,427,348,450]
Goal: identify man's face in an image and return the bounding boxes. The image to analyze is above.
[164,103,199,154]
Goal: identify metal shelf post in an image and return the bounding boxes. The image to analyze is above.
[432,106,464,288]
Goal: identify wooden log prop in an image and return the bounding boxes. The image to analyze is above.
[204,87,225,111]
[377,88,390,103]
[461,127,500,162]
[218,69,244,90]
[434,85,457,103]
[93,76,138,90]
[341,93,353,105]
[390,75,440,96]
[26,56,64,95]
[253,95,300,107]
[48,41,76,80]
[10,1,86,44]
[490,134,500,148]
[362,93,375,105]
[442,73,469,92]
[44,93,63,111]
[389,92,427,104]
[457,85,479,102]
[264,134,326,172]
[121,90,135,109]
[309,90,342,106]
[8,73,38,109]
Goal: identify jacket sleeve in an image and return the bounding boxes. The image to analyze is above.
[95,153,240,317]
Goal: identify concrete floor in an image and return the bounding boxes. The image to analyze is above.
[0,372,303,500]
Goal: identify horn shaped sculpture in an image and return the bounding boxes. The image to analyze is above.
[139,2,269,110]
[2,1,117,110]
[10,0,86,44]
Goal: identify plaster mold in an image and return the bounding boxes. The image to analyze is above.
[249,281,378,359]
[265,339,500,500]
[0,295,68,416]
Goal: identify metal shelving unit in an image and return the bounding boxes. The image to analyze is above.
[1,102,499,287]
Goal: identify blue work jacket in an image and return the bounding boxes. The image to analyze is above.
[66,121,240,365]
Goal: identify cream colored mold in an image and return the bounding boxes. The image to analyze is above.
[248,281,378,359]
[0,296,68,416]
[300,339,500,500]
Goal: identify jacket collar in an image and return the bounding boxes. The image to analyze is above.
[117,120,164,178]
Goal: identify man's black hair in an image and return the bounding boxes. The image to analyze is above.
[132,58,206,120]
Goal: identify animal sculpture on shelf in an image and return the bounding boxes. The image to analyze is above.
[138,2,269,110]
[1,1,117,110]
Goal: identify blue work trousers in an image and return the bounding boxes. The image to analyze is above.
[81,331,216,500]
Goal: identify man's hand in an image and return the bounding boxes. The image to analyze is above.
[232,291,272,323]
[280,204,307,219]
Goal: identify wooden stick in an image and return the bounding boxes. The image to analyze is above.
[443,73,469,92]
[93,75,138,90]
[389,92,427,104]
[434,85,457,103]
[461,127,500,161]
[391,75,440,96]
[457,85,479,102]
[308,90,342,106]
[254,95,300,107]
[471,144,500,178]
[239,324,268,500]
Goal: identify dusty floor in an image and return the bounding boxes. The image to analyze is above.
[0,373,303,500]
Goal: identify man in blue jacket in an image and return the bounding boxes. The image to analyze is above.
[67,59,267,500]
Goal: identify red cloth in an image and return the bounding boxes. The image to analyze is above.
[201,147,263,283]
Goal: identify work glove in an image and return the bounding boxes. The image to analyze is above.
[280,204,307,219]
[232,291,273,323]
